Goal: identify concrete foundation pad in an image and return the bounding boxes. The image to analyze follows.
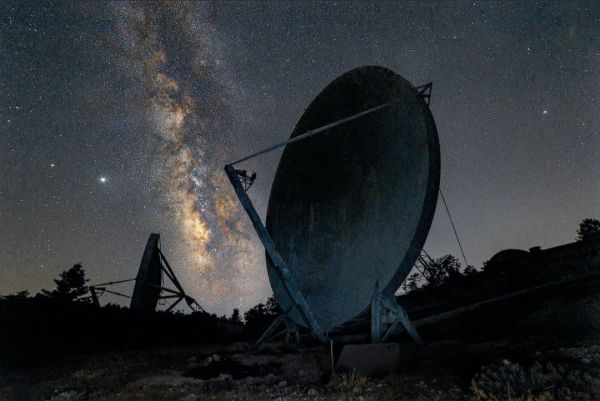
[335,343,416,376]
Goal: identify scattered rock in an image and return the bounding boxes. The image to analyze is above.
[222,342,251,353]
[47,391,86,401]
[216,373,232,381]
[128,374,203,388]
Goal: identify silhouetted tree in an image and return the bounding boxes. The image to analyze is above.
[577,218,600,241]
[463,265,478,276]
[42,263,89,302]
[401,255,476,293]
[422,255,462,288]
[230,308,241,323]
[0,290,29,301]
[243,296,281,338]
[403,272,423,293]
[264,296,279,315]
[244,301,268,323]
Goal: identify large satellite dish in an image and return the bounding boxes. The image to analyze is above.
[266,66,440,332]
[226,66,439,342]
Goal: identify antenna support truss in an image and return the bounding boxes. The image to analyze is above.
[225,164,327,343]
[156,246,205,313]
[255,314,301,346]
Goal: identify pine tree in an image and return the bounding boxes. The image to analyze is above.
[42,263,89,302]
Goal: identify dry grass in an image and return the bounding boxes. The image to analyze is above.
[471,359,600,401]
[327,370,370,394]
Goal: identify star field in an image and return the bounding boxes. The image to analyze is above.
[1,1,599,315]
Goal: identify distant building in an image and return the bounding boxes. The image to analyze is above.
[486,232,600,281]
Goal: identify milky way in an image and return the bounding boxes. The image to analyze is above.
[110,2,265,311]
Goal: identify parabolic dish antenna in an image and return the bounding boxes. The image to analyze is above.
[265,66,440,332]
[130,233,163,312]
[88,233,204,313]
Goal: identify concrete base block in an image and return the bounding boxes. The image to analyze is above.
[335,343,413,376]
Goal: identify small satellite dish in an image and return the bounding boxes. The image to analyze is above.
[130,233,205,313]
[265,66,440,332]
[88,233,204,313]
[130,233,163,312]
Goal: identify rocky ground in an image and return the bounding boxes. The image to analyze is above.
[3,340,600,401]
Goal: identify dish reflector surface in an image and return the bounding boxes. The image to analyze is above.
[130,233,162,312]
[265,66,440,331]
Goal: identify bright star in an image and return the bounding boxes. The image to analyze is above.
[99,176,108,183]
[542,110,548,115]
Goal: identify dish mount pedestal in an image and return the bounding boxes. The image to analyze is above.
[371,282,423,345]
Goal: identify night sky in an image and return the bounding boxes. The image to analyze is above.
[1,1,599,315]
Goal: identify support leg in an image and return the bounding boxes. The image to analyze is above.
[255,315,286,347]
[284,317,300,343]
[371,282,423,346]
[225,165,326,342]
[255,315,301,347]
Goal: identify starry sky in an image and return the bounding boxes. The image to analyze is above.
[1,1,599,315]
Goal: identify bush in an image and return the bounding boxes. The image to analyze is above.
[471,359,600,401]
[472,360,555,400]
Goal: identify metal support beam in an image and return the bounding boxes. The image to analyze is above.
[229,99,403,166]
[146,282,204,312]
[90,278,136,287]
[159,251,182,290]
[371,282,423,345]
[94,287,132,299]
[165,296,184,312]
[157,245,205,313]
[255,314,300,346]
[88,279,136,306]
[225,164,327,343]
[158,294,182,300]
[255,315,285,346]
